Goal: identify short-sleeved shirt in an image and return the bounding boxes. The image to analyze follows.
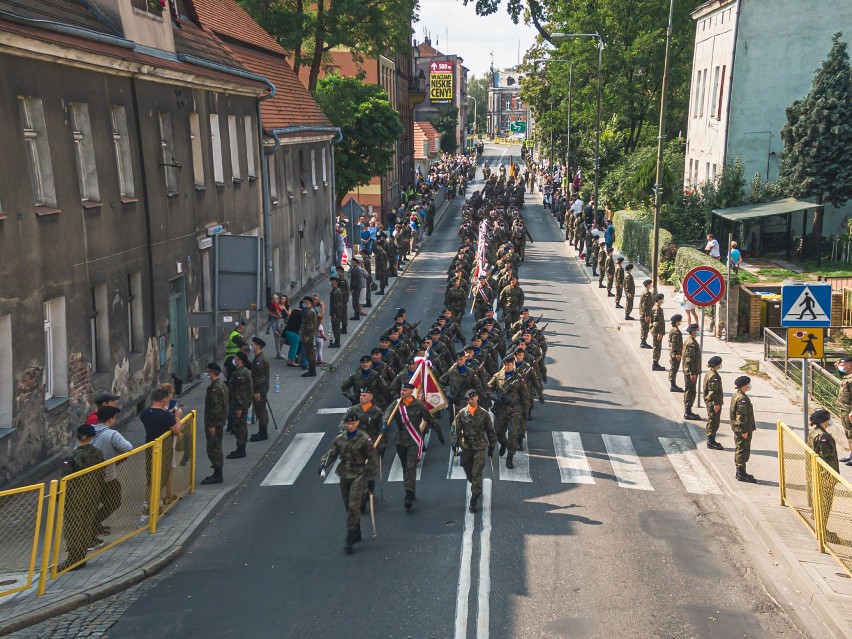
[705,239,720,258]
[140,407,177,444]
[728,248,741,266]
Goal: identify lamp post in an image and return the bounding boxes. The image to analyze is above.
[467,95,477,136]
[551,33,603,220]
[530,58,573,169]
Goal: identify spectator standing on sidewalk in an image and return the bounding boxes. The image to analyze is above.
[86,392,120,425]
[201,363,228,485]
[703,356,724,450]
[300,296,318,378]
[730,376,757,483]
[704,233,721,260]
[604,219,615,251]
[809,409,839,530]
[728,241,742,273]
[313,292,328,365]
[836,356,852,465]
[59,425,104,572]
[90,405,132,534]
[140,386,183,506]
[349,255,363,321]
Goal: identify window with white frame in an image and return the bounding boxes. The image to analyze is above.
[710,66,721,119]
[692,71,701,118]
[699,69,707,118]
[91,283,109,372]
[321,147,327,185]
[159,111,178,194]
[189,112,204,187]
[128,271,143,352]
[311,149,317,190]
[228,115,241,181]
[0,315,11,428]
[111,106,135,198]
[244,116,256,178]
[19,97,57,208]
[43,297,68,400]
[506,97,511,111]
[70,102,99,203]
[267,155,278,203]
[210,114,224,184]
[717,65,726,119]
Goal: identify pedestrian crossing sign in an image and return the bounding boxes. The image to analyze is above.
[781,283,832,327]
[786,328,824,359]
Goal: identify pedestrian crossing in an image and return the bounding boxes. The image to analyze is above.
[261,428,723,495]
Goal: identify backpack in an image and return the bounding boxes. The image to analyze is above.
[60,452,80,477]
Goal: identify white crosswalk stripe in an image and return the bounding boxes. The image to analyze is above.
[317,407,349,415]
[552,431,594,484]
[324,459,341,484]
[659,437,722,495]
[602,434,654,491]
[447,450,467,480]
[261,432,325,486]
[499,450,532,482]
[388,433,431,482]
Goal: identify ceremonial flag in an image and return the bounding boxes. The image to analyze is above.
[412,357,449,413]
[399,404,424,459]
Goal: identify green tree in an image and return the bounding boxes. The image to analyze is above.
[427,105,460,153]
[464,0,557,43]
[315,74,403,208]
[467,74,489,134]
[240,0,417,91]
[780,32,852,265]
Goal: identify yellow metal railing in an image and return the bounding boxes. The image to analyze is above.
[778,420,852,577]
[0,410,197,596]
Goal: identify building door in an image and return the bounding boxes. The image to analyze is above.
[169,276,187,381]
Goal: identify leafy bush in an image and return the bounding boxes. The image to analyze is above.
[613,210,675,270]
[671,247,722,291]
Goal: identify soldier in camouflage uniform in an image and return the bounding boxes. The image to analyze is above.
[668,314,684,391]
[651,294,666,371]
[300,296,319,377]
[487,357,529,470]
[378,335,402,377]
[639,279,654,348]
[834,357,852,465]
[499,275,525,334]
[623,264,636,320]
[441,351,486,426]
[227,352,253,459]
[614,256,625,307]
[59,424,105,571]
[445,276,467,321]
[329,276,345,348]
[337,274,349,335]
[384,383,444,510]
[473,275,494,322]
[250,337,270,442]
[604,248,615,297]
[452,390,500,512]
[730,375,757,483]
[809,408,839,528]
[201,363,229,485]
[514,347,544,425]
[318,411,377,553]
[342,356,391,408]
[681,324,701,420]
[703,356,724,450]
[597,239,607,287]
[374,237,388,295]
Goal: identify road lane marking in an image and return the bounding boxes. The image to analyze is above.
[552,432,595,484]
[499,450,533,482]
[447,450,468,480]
[324,459,341,484]
[317,407,349,414]
[602,434,654,491]
[388,432,431,482]
[261,433,324,486]
[659,437,722,495]
[477,478,492,639]
[454,483,475,639]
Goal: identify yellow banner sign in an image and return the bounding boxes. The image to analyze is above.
[429,61,453,104]
[786,328,824,359]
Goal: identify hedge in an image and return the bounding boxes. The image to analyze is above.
[672,247,722,291]
[612,209,674,270]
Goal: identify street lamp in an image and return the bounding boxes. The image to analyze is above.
[551,33,603,221]
[467,95,477,138]
[530,58,573,169]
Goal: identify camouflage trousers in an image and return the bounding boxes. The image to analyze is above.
[606,275,614,294]
[652,334,663,363]
[683,374,697,411]
[460,448,487,497]
[734,431,752,467]
[232,410,248,448]
[625,295,634,318]
[253,393,269,432]
[396,444,420,495]
[206,423,224,469]
[495,406,525,454]
[842,411,852,447]
[705,406,721,437]
[615,284,623,304]
[668,356,680,384]
[340,475,367,531]
[640,318,650,343]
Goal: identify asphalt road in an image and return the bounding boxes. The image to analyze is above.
[102,145,807,639]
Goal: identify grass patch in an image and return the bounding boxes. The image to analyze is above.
[740,359,769,379]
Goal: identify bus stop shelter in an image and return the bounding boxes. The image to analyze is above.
[713,197,815,259]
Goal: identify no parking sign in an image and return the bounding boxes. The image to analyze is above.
[682,266,726,307]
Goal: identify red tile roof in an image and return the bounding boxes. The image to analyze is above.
[189,0,285,55]
[414,121,440,157]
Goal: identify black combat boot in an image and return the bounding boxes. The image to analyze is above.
[735,466,757,483]
[302,367,317,377]
[640,341,651,349]
[517,436,525,452]
[706,436,723,450]
[670,384,684,392]
[684,411,701,421]
[200,468,223,485]
[249,428,268,442]
[404,491,415,510]
[506,453,515,469]
[329,341,340,348]
[469,494,480,512]
[498,444,506,457]
[345,529,356,554]
[652,362,666,371]
[226,446,246,459]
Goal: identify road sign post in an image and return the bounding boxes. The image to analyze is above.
[786,327,825,440]
[682,266,726,410]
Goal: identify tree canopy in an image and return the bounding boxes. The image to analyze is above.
[314,74,403,207]
[427,105,460,153]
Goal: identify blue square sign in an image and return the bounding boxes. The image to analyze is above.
[781,283,832,327]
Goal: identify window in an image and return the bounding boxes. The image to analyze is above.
[710,66,721,120]
[43,297,67,400]
[244,116,256,178]
[189,112,204,187]
[712,163,717,182]
[128,271,143,352]
[19,97,57,209]
[70,103,99,203]
[321,147,328,185]
[692,71,700,118]
[311,149,317,190]
[131,0,163,15]
[111,106,135,198]
[91,284,109,372]
[717,65,726,119]
[201,251,212,311]
[159,111,178,195]
[699,69,707,118]
[506,97,511,111]
[705,162,711,183]
[298,150,306,193]
[228,115,241,181]
[0,315,11,428]
[688,159,693,186]
[267,155,278,203]
[210,114,224,184]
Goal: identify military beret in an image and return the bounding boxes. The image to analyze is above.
[625,263,634,271]
[407,356,417,364]
[606,247,614,253]
[502,356,515,364]
[464,344,475,351]
[252,337,266,347]
[599,238,606,245]
[810,408,831,424]
[359,387,373,395]
[77,424,97,438]
[670,314,683,323]
[644,279,653,286]
[464,389,478,399]
[686,323,699,333]
[379,334,391,341]
[206,362,222,373]
[707,356,722,367]
[616,256,624,262]
[401,382,416,390]
[343,411,360,423]
[521,307,529,313]
[329,276,339,282]
[734,375,751,388]
[235,351,249,364]
[370,347,382,355]
[95,392,120,404]
[655,293,665,301]
[838,356,852,364]
[359,355,372,363]
[457,351,467,359]
[396,308,407,316]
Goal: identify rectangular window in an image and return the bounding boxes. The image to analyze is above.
[228,115,241,181]
[44,297,68,400]
[717,65,726,119]
[111,106,135,198]
[159,111,178,195]
[19,97,57,208]
[705,162,711,183]
[692,71,701,117]
[0,315,11,428]
[131,0,162,15]
[267,155,278,203]
[128,271,143,352]
[710,66,721,120]
[699,69,707,118]
[91,284,109,372]
[70,102,99,203]
[189,112,204,187]
[210,114,224,184]
[712,163,717,182]
[321,147,328,185]
[506,97,511,111]
[298,150,306,193]
[201,251,212,311]
[311,149,317,190]
[244,116,256,178]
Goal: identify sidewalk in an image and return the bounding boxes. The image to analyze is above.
[0,196,457,635]
[548,204,852,637]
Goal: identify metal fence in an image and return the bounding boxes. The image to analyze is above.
[779,421,852,577]
[0,410,197,597]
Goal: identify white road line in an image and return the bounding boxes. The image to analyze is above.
[454,483,475,639]
[260,433,325,486]
[477,478,492,639]
[602,434,654,491]
[388,433,431,482]
[317,407,349,415]
[552,432,595,484]
[324,459,341,484]
[659,437,723,495]
[499,450,533,482]
[447,450,468,480]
